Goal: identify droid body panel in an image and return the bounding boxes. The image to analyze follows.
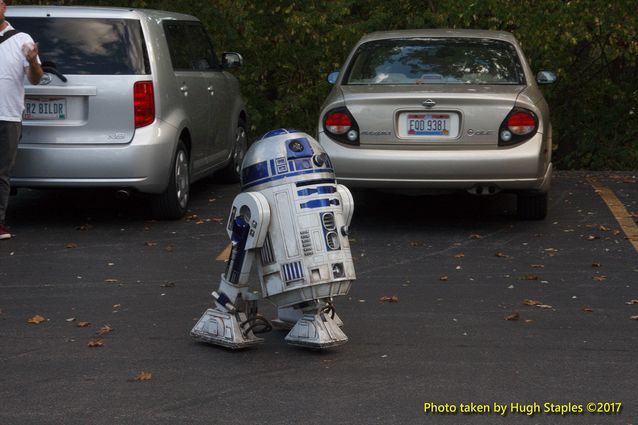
[191,130,356,349]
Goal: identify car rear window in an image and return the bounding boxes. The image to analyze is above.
[9,17,149,75]
[344,38,525,85]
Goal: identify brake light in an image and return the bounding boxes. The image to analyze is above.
[325,112,352,134]
[323,107,360,145]
[134,81,155,128]
[507,112,536,135]
[499,108,538,146]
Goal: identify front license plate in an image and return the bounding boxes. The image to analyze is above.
[23,97,67,120]
[397,111,460,139]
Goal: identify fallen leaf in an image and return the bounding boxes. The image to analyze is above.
[77,321,91,328]
[523,299,542,306]
[66,243,78,249]
[598,225,610,231]
[185,214,198,221]
[96,324,113,335]
[409,241,424,247]
[87,339,104,348]
[582,307,593,313]
[76,224,94,231]
[495,252,509,258]
[536,304,553,309]
[161,282,176,288]
[211,217,224,224]
[65,317,76,322]
[132,371,153,381]
[505,312,520,321]
[144,241,158,247]
[591,262,601,268]
[165,244,174,252]
[112,304,121,309]
[586,235,600,241]
[631,316,638,321]
[593,276,607,282]
[104,279,119,284]
[626,300,638,305]
[454,253,465,259]
[195,220,205,225]
[27,315,46,324]
[379,295,399,303]
[439,276,449,281]
[521,274,539,281]
[531,264,545,269]
[469,234,482,240]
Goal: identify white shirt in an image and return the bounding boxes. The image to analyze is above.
[0,22,39,122]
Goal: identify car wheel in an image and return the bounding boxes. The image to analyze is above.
[152,140,190,220]
[219,120,247,183]
[517,192,548,220]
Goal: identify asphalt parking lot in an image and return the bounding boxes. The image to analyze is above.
[1,171,637,425]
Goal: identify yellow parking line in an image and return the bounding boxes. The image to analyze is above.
[216,243,232,261]
[588,177,638,252]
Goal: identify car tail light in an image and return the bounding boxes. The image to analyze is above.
[323,107,359,145]
[325,112,351,134]
[499,108,538,146]
[134,81,155,128]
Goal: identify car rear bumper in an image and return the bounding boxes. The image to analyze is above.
[318,131,552,192]
[11,122,177,194]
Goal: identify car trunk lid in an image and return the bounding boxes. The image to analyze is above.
[10,14,150,145]
[340,84,525,147]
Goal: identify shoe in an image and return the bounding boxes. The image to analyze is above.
[0,224,11,240]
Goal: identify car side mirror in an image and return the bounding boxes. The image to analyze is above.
[327,71,339,85]
[222,52,243,69]
[536,71,557,85]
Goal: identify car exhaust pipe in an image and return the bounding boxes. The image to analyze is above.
[115,189,131,200]
[468,185,501,196]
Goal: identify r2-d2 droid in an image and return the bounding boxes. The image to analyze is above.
[191,129,355,349]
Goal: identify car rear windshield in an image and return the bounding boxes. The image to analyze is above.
[344,38,525,85]
[10,17,149,75]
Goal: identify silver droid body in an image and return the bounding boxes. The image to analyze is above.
[191,130,355,348]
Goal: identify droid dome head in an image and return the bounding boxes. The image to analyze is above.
[240,129,335,191]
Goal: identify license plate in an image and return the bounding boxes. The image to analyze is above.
[23,97,66,120]
[398,111,460,139]
[406,113,450,136]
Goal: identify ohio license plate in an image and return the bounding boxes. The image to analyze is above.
[406,113,450,136]
[23,97,66,120]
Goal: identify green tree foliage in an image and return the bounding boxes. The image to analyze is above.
[10,0,638,169]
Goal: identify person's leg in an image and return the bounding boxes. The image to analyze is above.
[0,120,21,227]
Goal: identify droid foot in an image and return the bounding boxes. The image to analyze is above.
[284,311,348,349]
[191,308,263,349]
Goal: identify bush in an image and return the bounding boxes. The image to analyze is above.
[11,0,638,169]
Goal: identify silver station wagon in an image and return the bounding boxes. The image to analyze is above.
[8,6,248,219]
[319,29,556,219]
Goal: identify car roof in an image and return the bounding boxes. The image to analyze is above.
[7,5,197,22]
[359,29,518,43]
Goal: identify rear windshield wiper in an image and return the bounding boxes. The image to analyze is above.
[41,62,68,83]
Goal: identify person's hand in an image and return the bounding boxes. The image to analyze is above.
[22,42,39,64]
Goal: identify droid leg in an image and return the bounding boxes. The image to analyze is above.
[191,193,271,349]
[284,301,348,348]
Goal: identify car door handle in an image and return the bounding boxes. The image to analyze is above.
[207,85,214,95]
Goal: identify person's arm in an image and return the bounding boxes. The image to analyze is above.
[24,42,43,85]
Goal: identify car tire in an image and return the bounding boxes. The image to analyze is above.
[152,140,190,220]
[517,192,548,220]
[218,120,247,183]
